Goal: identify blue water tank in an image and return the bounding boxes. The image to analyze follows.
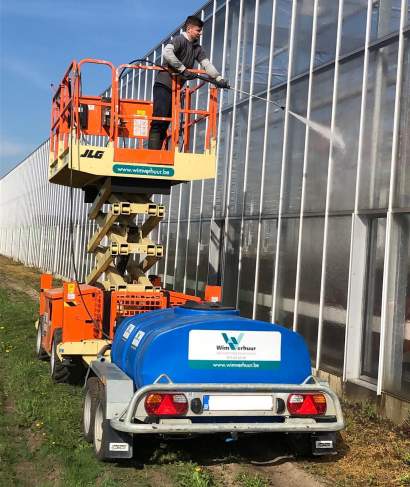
[111,303,311,388]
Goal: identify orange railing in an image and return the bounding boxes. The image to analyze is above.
[50,59,218,165]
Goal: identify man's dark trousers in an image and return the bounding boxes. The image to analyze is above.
[148,84,172,150]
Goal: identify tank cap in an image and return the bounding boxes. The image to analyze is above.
[181,301,237,311]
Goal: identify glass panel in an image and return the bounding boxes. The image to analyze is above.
[296,217,324,367]
[170,184,181,221]
[212,3,226,73]
[238,1,256,94]
[157,220,167,278]
[304,68,333,212]
[238,220,258,317]
[361,217,386,381]
[262,89,286,215]
[340,0,368,56]
[384,215,410,399]
[322,216,352,373]
[185,221,200,295]
[179,183,191,221]
[359,42,398,210]
[373,0,402,38]
[283,78,309,213]
[174,221,188,291]
[225,0,242,105]
[275,218,299,328]
[208,219,223,285]
[228,104,249,217]
[293,0,314,76]
[395,38,410,208]
[270,0,291,87]
[200,5,228,219]
[215,110,232,218]
[255,219,277,321]
[253,0,274,94]
[197,220,211,294]
[329,55,364,211]
[222,219,241,306]
[314,2,339,67]
[190,181,202,220]
[244,99,266,216]
[164,222,177,289]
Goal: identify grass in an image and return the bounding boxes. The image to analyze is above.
[235,472,269,487]
[0,283,219,487]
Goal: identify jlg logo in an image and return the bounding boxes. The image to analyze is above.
[80,149,104,159]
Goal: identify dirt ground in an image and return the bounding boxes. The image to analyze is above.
[0,254,409,487]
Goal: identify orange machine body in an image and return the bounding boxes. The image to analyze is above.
[38,274,209,357]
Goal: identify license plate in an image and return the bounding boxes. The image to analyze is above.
[203,395,273,411]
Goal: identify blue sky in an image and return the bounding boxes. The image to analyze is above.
[0,0,206,177]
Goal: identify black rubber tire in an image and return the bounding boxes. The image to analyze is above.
[93,382,111,461]
[50,329,70,383]
[83,377,102,443]
[36,317,49,360]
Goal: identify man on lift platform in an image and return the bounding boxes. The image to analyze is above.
[148,15,230,150]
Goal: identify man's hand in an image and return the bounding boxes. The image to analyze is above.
[181,69,197,80]
[214,78,230,89]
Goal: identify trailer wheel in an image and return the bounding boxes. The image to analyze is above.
[93,383,110,461]
[83,377,101,443]
[36,318,48,360]
[50,329,70,383]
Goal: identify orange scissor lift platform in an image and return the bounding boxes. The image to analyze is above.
[36,59,221,382]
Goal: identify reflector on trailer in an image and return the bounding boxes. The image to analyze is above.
[144,393,188,416]
[287,393,327,416]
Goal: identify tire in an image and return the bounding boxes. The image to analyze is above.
[93,382,110,461]
[50,329,70,383]
[36,318,48,360]
[83,377,101,443]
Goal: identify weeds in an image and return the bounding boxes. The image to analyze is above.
[176,463,216,487]
[236,472,268,487]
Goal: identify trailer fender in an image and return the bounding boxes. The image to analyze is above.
[89,361,134,420]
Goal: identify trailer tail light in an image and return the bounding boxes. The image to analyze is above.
[287,393,327,416]
[144,393,188,416]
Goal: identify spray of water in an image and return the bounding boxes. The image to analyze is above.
[231,87,346,152]
[287,109,346,152]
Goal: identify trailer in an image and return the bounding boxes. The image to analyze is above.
[83,302,344,461]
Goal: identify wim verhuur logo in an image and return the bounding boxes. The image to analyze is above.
[221,332,244,351]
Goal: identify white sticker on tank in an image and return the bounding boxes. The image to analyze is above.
[188,330,281,370]
[122,324,135,340]
[131,331,145,349]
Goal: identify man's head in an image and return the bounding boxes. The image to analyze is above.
[184,15,203,41]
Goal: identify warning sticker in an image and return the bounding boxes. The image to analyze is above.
[123,324,135,340]
[133,119,149,138]
[131,330,145,349]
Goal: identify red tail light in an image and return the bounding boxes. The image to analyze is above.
[144,393,188,416]
[287,393,327,416]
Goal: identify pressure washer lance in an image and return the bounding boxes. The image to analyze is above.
[195,74,285,111]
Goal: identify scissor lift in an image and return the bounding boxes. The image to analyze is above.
[36,59,220,381]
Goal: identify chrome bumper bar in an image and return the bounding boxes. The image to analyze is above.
[110,381,344,435]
